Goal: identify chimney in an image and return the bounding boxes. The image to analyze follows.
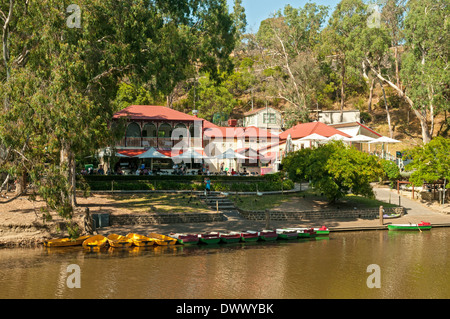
[228,119,237,127]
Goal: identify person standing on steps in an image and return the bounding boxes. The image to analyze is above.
[205,177,211,194]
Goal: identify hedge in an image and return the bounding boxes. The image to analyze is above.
[83,179,295,192]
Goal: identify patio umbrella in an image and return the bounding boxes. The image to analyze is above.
[284,133,293,155]
[136,147,169,169]
[347,135,376,142]
[215,148,248,160]
[327,134,351,142]
[297,133,329,141]
[171,148,208,164]
[368,136,400,144]
[115,152,129,158]
[368,136,400,158]
[215,148,249,173]
[296,133,329,148]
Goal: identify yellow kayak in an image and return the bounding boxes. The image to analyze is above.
[82,234,108,249]
[148,233,177,246]
[107,233,133,248]
[44,235,90,247]
[126,233,155,247]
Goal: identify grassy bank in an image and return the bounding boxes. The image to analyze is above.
[100,193,210,213]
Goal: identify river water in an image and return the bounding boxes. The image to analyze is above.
[1,228,449,299]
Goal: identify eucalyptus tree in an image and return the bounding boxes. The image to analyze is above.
[0,0,237,218]
[319,0,368,120]
[362,0,449,144]
[254,3,329,127]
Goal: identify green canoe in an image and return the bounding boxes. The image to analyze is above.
[387,222,432,231]
[198,232,221,244]
[219,232,241,243]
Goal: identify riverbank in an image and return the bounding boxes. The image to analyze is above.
[1,185,449,248]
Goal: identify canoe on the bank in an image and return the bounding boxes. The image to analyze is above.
[82,235,108,249]
[240,231,259,242]
[198,232,221,245]
[286,228,317,238]
[44,235,90,247]
[170,233,199,245]
[258,230,278,241]
[126,233,155,247]
[219,232,242,243]
[383,213,401,219]
[276,229,298,240]
[313,226,330,235]
[107,234,133,248]
[148,233,177,246]
[388,222,432,231]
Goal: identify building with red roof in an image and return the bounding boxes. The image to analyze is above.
[279,121,351,140]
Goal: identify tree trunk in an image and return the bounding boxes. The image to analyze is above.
[379,80,393,138]
[60,142,77,211]
[340,58,346,122]
[365,58,432,144]
[368,78,375,113]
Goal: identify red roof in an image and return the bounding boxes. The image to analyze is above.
[279,122,351,140]
[113,105,202,122]
[117,149,146,157]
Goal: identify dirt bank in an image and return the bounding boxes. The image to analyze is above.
[1,189,449,248]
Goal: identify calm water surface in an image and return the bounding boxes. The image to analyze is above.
[1,229,449,299]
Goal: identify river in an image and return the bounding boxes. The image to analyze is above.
[0,228,449,299]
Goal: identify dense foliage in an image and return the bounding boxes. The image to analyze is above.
[282,141,384,203]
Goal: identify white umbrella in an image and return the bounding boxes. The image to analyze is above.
[284,133,293,155]
[368,136,401,159]
[172,149,208,165]
[137,147,169,159]
[115,152,129,158]
[368,136,400,144]
[215,148,249,173]
[297,133,329,141]
[215,148,248,159]
[136,147,169,170]
[347,135,376,142]
[328,134,351,141]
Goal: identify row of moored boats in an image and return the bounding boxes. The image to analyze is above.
[43,226,331,249]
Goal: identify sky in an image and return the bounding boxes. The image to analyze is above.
[227,0,341,33]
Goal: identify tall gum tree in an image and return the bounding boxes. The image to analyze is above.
[0,0,237,218]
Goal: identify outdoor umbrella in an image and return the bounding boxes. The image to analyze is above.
[171,148,208,165]
[297,133,329,141]
[215,148,248,173]
[347,135,376,142]
[296,133,329,148]
[215,148,248,159]
[115,152,129,158]
[136,147,169,169]
[369,136,400,144]
[368,136,400,158]
[327,134,351,142]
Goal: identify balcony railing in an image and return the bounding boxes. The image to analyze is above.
[115,137,203,149]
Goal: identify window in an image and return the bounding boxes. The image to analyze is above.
[263,113,276,124]
[142,123,157,137]
[125,122,141,137]
[158,123,172,137]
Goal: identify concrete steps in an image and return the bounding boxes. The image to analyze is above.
[197,194,236,211]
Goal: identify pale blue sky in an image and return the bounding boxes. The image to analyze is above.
[227,0,341,33]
